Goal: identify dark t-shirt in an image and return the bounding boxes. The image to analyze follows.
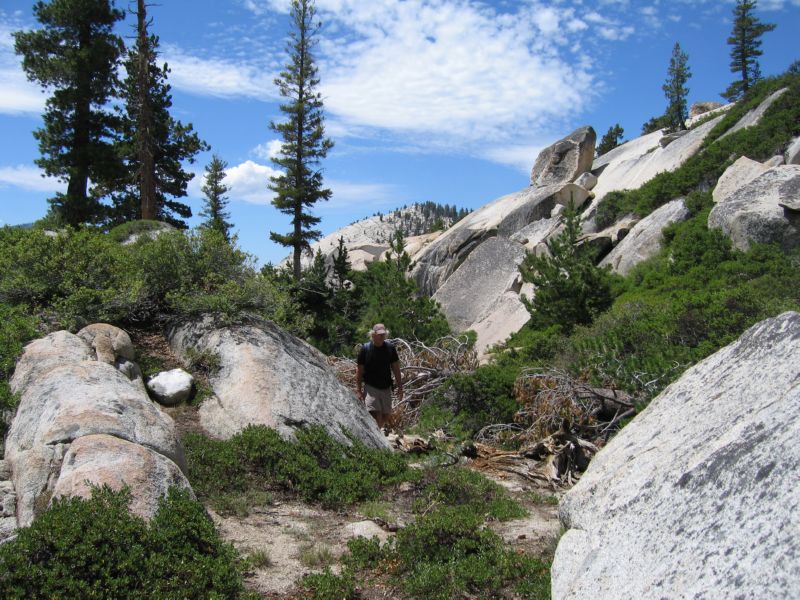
[357,341,399,390]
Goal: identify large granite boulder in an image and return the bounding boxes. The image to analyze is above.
[712,156,770,204]
[530,126,596,187]
[552,312,800,600]
[168,316,389,449]
[6,327,189,528]
[708,165,800,252]
[468,288,532,360]
[412,184,563,295]
[599,199,689,275]
[432,236,526,334]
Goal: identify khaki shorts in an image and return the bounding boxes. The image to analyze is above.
[364,384,393,415]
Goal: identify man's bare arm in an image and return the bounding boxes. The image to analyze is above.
[356,364,365,399]
[391,361,404,399]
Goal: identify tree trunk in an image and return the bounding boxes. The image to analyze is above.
[137,0,157,221]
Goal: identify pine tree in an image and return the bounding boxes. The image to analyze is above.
[520,203,616,333]
[200,155,233,241]
[723,0,776,102]
[14,0,125,226]
[112,0,207,228]
[662,43,692,132]
[596,124,625,156]
[331,236,351,292]
[269,0,334,281]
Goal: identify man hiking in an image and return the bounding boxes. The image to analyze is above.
[356,323,404,430]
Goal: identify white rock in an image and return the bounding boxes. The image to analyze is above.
[573,172,598,191]
[684,101,733,128]
[343,520,392,544]
[147,368,194,406]
[786,136,800,165]
[712,156,770,204]
[169,316,389,449]
[590,115,725,208]
[720,88,788,140]
[77,323,136,361]
[708,165,800,251]
[764,155,785,168]
[470,291,532,361]
[599,199,689,275]
[551,312,800,600]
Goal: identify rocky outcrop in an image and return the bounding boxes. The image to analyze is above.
[786,136,800,165]
[147,368,195,406]
[552,312,800,600]
[412,184,562,295]
[168,316,389,449]
[685,101,732,128]
[6,326,189,529]
[708,165,800,251]
[712,156,770,204]
[530,126,596,187]
[720,87,788,140]
[432,237,526,333]
[589,115,725,210]
[599,199,689,275]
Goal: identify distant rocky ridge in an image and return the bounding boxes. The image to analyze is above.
[287,202,467,271]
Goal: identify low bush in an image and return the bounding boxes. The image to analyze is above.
[423,363,520,436]
[184,425,416,510]
[0,485,254,599]
[0,303,40,449]
[334,506,550,600]
[413,467,527,522]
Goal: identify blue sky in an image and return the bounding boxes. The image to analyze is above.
[0,0,797,265]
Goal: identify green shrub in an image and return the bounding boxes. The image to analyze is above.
[339,506,550,600]
[0,303,40,448]
[0,486,252,599]
[298,568,357,600]
[107,219,169,243]
[413,467,527,521]
[427,364,520,436]
[184,425,416,509]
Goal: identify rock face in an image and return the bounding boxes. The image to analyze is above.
[530,126,596,187]
[147,368,194,406]
[786,136,800,165]
[720,87,788,140]
[708,165,800,251]
[712,156,770,204]
[432,237,526,333]
[589,115,725,210]
[168,316,389,449]
[412,184,562,295]
[599,199,689,275]
[6,327,189,529]
[552,312,800,600]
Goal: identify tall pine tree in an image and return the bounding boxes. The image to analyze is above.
[596,124,624,156]
[662,43,691,132]
[269,0,333,280]
[200,155,233,241]
[112,0,207,228]
[723,0,776,102]
[14,0,124,226]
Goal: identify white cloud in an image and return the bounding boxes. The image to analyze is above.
[163,45,278,100]
[317,0,596,147]
[482,145,544,175]
[0,164,63,192]
[217,160,279,204]
[323,179,399,211]
[0,22,45,115]
[251,139,283,161]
